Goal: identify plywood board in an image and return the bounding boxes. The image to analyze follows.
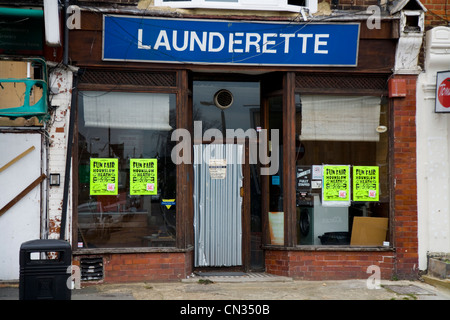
[350,217,388,246]
[0,60,43,110]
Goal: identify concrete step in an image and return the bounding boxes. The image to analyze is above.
[421,275,450,291]
[182,272,293,283]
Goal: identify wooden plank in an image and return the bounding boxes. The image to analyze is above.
[79,11,103,31]
[0,173,46,217]
[0,146,35,173]
[283,72,297,247]
[69,30,103,64]
[359,20,399,40]
[176,69,190,249]
[77,83,179,93]
[260,78,271,247]
[186,70,194,248]
[242,141,251,271]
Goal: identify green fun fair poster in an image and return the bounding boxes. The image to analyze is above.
[353,166,379,201]
[130,159,157,195]
[322,165,350,203]
[90,158,118,195]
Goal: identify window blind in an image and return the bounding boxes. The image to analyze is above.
[299,95,381,142]
[82,91,172,131]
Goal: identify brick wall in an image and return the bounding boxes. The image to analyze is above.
[331,0,379,11]
[391,75,419,279]
[265,250,395,280]
[422,0,450,29]
[74,251,193,283]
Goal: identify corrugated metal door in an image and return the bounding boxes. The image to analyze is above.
[193,144,243,267]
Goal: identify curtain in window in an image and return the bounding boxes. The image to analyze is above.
[82,91,172,131]
[299,96,381,142]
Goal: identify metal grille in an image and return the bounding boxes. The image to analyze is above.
[80,69,177,87]
[295,73,387,91]
[80,257,104,281]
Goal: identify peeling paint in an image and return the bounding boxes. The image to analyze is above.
[46,67,75,241]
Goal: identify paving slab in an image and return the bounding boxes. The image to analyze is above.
[1,278,449,301]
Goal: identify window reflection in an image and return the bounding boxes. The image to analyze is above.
[193,81,260,140]
[295,94,390,246]
[77,91,177,248]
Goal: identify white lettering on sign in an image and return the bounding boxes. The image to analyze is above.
[280,33,295,53]
[246,33,261,53]
[315,34,329,54]
[297,34,313,53]
[137,29,329,56]
[138,29,151,50]
[210,32,225,52]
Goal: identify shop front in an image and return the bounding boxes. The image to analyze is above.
[69,9,418,282]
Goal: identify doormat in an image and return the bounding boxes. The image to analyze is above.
[183,272,293,283]
[194,272,247,277]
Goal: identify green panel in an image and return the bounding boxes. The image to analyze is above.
[0,8,43,18]
[0,11,43,52]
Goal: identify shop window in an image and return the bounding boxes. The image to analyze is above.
[154,0,316,13]
[77,91,177,248]
[295,95,390,246]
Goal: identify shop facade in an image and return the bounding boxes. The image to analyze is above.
[0,3,70,281]
[66,3,421,282]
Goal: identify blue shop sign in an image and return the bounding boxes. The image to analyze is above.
[103,16,360,67]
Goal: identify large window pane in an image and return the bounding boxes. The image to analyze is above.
[295,94,390,246]
[77,91,177,248]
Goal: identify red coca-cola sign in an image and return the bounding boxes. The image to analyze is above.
[436,71,450,113]
[438,77,450,108]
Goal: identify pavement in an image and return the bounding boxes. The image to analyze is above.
[1,273,449,302]
[1,274,448,318]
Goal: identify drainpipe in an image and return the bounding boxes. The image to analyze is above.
[60,71,78,240]
[63,0,69,65]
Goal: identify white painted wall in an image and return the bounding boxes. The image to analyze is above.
[46,66,74,241]
[0,133,42,280]
[416,26,450,270]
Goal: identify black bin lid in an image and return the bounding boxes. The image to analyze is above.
[20,239,71,251]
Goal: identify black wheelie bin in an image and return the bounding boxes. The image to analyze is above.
[19,239,72,300]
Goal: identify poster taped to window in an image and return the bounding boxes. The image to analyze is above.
[353,166,379,201]
[296,166,312,191]
[130,159,158,195]
[90,158,118,195]
[322,165,350,207]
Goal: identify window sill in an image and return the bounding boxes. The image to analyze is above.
[73,246,194,255]
[263,245,394,252]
